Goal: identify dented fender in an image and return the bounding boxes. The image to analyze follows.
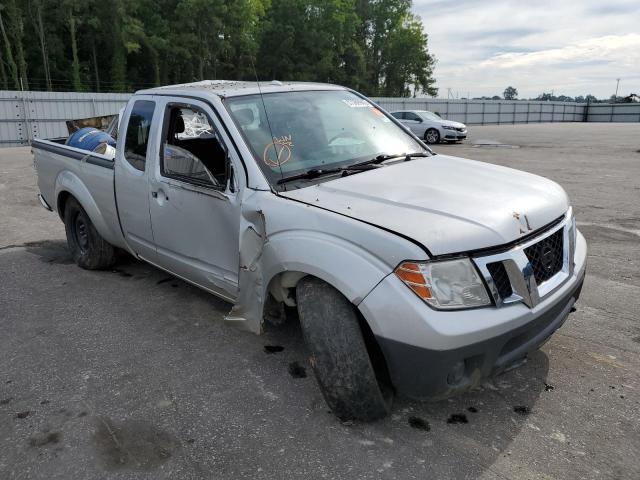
[224,191,427,334]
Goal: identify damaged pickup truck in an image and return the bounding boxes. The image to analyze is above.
[32,81,587,421]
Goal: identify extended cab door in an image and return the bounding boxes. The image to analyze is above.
[146,97,242,300]
[114,96,160,259]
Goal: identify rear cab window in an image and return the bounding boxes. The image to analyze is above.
[124,100,155,171]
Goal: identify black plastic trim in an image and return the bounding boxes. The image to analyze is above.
[433,214,566,260]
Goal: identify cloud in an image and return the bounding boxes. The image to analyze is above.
[413,0,640,98]
[479,34,640,69]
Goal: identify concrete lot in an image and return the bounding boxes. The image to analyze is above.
[1,122,639,479]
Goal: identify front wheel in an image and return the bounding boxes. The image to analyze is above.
[64,197,115,270]
[424,128,440,144]
[296,277,393,421]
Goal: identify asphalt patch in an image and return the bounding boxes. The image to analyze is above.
[514,405,531,415]
[447,413,468,424]
[93,418,179,471]
[408,416,430,431]
[29,431,61,447]
[112,269,133,278]
[264,345,285,354]
[15,410,30,419]
[288,361,307,378]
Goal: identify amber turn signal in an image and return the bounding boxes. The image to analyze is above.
[395,262,432,300]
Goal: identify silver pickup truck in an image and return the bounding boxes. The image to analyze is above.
[32,81,587,421]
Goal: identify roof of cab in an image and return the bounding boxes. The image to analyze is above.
[137,80,347,98]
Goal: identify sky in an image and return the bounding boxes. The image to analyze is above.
[412,0,640,99]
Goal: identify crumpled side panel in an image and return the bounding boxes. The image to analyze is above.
[225,190,266,334]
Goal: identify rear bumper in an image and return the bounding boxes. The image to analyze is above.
[37,193,53,211]
[375,272,584,399]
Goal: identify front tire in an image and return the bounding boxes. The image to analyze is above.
[424,128,440,144]
[64,197,115,270]
[296,277,393,421]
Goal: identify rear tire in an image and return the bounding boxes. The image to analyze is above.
[64,197,115,270]
[424,128,440,144]
[296,277,393,421]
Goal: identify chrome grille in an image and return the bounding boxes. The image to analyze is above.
[486,262,513,298]
[473,210,574,308]
[524,229,564,284]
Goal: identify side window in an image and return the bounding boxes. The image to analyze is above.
[124,100,155,171]
[161,105,228,189]
[391,112,404,120]
[405,112,421,122]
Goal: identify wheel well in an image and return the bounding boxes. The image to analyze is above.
[265,272,393,390]
[57,191,72,221]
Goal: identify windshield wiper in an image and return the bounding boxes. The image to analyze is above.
[277,164,378,185]
[352,151,430,168]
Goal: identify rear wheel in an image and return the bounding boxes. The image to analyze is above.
[424,128,440,144]
[64,197,115,270]
[296,277,393,421]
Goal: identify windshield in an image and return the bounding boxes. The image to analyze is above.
[225,90,428,187]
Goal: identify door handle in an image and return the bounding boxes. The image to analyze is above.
[152,190,169,201]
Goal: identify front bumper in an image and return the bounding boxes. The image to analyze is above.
[358,229,587,400]
[443,128,467,141]
[376,272,583,399]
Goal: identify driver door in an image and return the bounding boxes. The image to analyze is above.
[146,97,242,301]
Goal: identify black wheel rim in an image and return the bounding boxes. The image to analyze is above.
[73,214,89,253]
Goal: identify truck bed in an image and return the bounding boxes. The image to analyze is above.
[32,138,125,249]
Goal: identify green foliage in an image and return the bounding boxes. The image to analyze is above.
[503,86,517,100]
[0,0,436,96]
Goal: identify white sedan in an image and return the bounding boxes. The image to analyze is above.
[390,110,467,144]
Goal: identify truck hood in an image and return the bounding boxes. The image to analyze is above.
[280,155,569,256]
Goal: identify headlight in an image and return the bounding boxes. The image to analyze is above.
[395,259,491,310]
[442,125,456,130]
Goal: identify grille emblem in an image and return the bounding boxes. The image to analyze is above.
[541,246,555,271]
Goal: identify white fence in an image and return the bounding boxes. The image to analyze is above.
[372,98,586,125]
[372,98,640,125]
[585,102,640,123]
[0,90,637,147]
[0,90,130,146]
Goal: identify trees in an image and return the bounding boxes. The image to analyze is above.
[503,86,517,100]
[0,0,437,95]
[357,0,436,96]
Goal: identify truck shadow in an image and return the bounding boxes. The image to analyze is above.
[21,239,75,265]
[19,241,551,477]
[264,316,551,477]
